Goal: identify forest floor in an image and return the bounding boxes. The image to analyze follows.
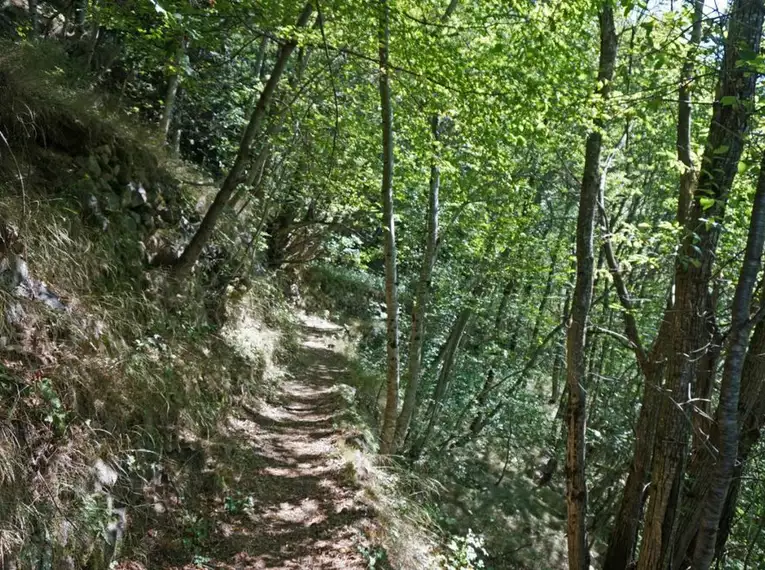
[152,315,377,570]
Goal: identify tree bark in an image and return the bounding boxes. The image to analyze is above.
[377,0,400,455]
[172,3,314,279]
[550,293,569,404]
[530,250,558,345]
[676,0,704,226]
[394,114,441,450]
[600,144,664,570]
[73,0,87,37]
[564,7,616,570]
[28,0,39,37]
[159,38,186,140]
[672,285,765,569]
[691,153,765,570]
[637,0,764,567]
[409,306,472,458]
[603,3,704,567]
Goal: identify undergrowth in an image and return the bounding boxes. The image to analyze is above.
[0,41,296,569]
[309,263,495,570]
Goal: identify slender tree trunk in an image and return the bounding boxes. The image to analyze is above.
[452,321,565,448]
[743,514,765,570]
[676,0,704,226]
[638,1,764,567]
[530,251,557,344]
[73,0,87,37]
[172,4,314,279]
[394,114,441,449]
[494,279,515,332]
[409,306,472,458]
[564,7,616,570]
[160,38,186,140]
[691,295,721,455]
[550,293,569,404]
[393,0,461,451]
[692,153,765,569]
[378,0,400,455]
[28,0,39,37]
[171,128,182,159]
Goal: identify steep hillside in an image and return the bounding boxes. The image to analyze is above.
[0,42,299,568]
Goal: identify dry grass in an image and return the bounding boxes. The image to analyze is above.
[0,192,293,564]
[0,106,292,570]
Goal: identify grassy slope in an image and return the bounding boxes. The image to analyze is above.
[0,41,298,568]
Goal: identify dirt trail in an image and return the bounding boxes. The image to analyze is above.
[162,315,372,570]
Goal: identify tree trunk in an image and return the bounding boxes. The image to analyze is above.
[691,292,721,455]
[530,250,557,344]
[73,0,87,37]
[378,0,400,455]
[394,114,441,450]
[675,0,704,226]
[172,4,314,279]
[603,4,704,568]
[550,293,569,404]
[672,284,765,569]
[564,7,616,570]
[170,128,182,159]
[409,306,472,458]
[603,357,664,570]
[637,1,764,567]
[691,153,765,570]
[494,279,515,332]
[28,0,38,37]
[159,38,186,140]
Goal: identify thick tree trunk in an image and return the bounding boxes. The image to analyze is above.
[564,7,616,570]
[378,0,400,455]
[394,114,441,449]
[637,1,764,567]
[691,154,765,569]
[172,4,314,279]
[604,4,703,568]
[603,364,662,570]
[160,38,186,140]
[672,285,765,569]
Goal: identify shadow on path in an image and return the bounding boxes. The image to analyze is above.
[160,315,370,570]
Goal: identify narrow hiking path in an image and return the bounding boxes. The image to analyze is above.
[158,315,375,570]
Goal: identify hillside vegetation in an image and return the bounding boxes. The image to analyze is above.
[4,1,765,570]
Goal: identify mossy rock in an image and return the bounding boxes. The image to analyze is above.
[120,185,133,209]
[102,192,121,213]
[116,165,132,186]
[86,155,101,178]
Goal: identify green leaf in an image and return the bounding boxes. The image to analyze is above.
[720,95,738,107]
[699,196,715,210]
[713,145,730,155]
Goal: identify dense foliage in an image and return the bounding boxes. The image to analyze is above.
[6,0,765,568]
